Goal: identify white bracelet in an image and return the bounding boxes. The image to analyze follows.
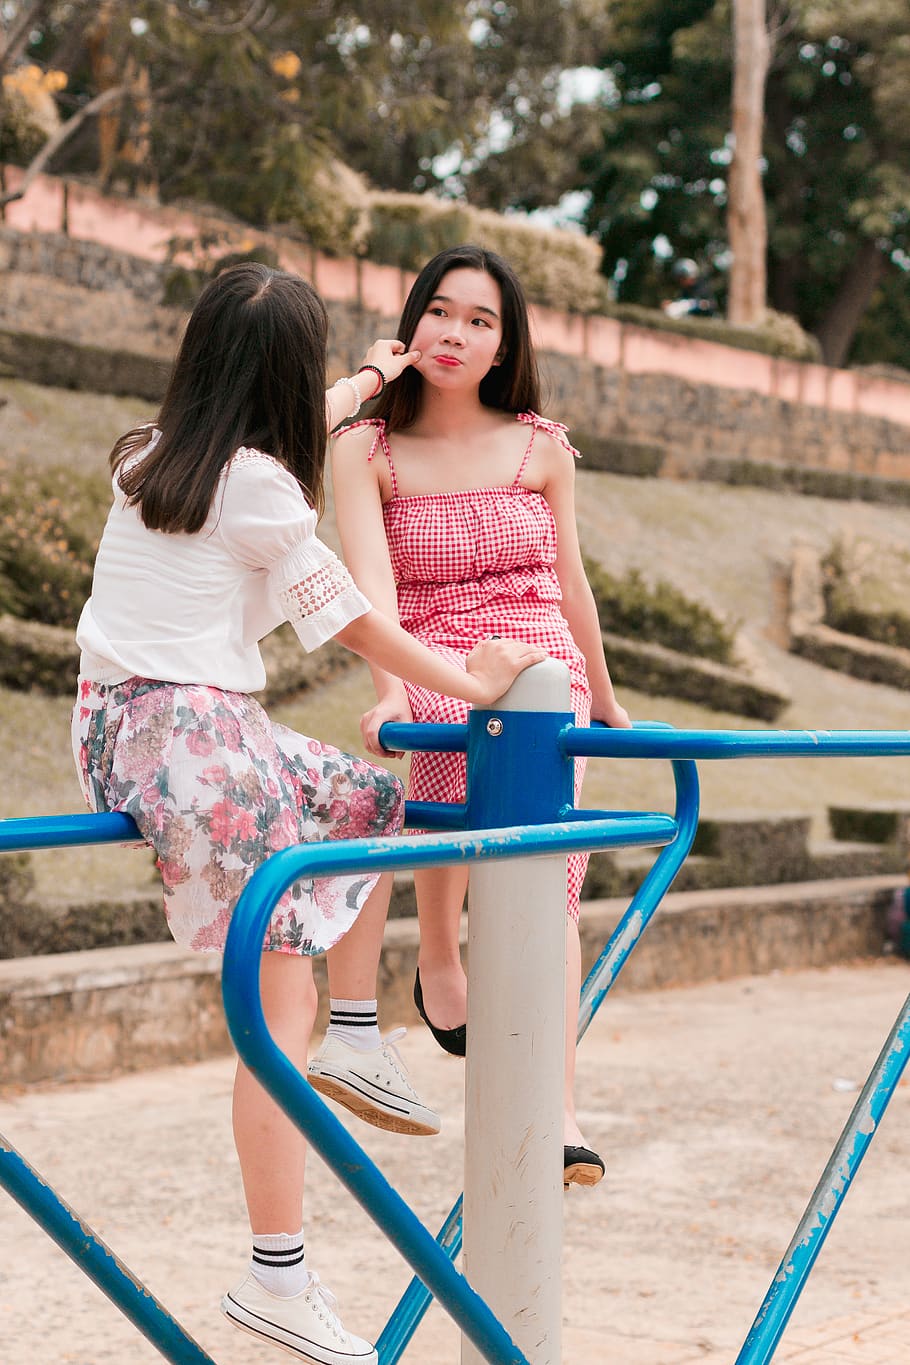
[333,375,363,418]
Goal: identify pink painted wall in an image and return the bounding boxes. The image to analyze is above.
[4,165,910,432]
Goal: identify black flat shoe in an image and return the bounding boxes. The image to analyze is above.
[413,969,467,1058]
[563,1145,605,1189]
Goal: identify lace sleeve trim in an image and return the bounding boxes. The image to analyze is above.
[278,557,358,622]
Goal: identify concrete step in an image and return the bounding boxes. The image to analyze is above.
[0,874,898,1087]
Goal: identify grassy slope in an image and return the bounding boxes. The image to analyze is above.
[3,376,910,902]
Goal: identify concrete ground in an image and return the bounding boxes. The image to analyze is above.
[1,959,909,1365]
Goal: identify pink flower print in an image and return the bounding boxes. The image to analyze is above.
[209,798,243,848]
[307,768,321,783]
[232,807,258,842]
[218,714,244,753]
[268,807,299,850]
[189,690,215,716]
[79,705,91,722]
[348,786,378,832]
[159,857,189,889]
[201,764,230,785]
[186,728,217,758]
[329,799,348,822]
[190,905,233,952]
[307,740,325,756]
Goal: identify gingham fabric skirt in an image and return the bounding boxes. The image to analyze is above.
[402,609,592,923]
[72,676,404,955]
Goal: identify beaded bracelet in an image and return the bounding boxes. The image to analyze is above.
[357,363,386,400]
[333,374,363,418]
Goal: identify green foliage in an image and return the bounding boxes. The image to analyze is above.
[822,537,910,651]
[584,555,736,662]
[368,195,608,312]
[162,232,282,310]
[501,0,910,368]
[0,461,109,628]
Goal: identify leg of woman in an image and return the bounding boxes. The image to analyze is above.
[233,951,318,1233]
[311,870,442,1136]
[325,872,393,999]
[413,865,469,1029]
[563,918,585,1148]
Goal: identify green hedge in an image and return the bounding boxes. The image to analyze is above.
[0,461,110,629]
[584,556,735,663]
[367,193,608,314]
[703,457,910,507]
[822,539,910,650]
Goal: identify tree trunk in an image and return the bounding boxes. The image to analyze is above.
[814,240,888,367]
[727,0,770,325]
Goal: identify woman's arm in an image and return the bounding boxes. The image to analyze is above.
[331,424,413,753]
[324,339,421,432]
[540,436,631,728]
[335,610,545,711]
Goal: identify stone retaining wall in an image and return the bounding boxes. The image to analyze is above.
[3,174,910,478]
[0,877,895,1085]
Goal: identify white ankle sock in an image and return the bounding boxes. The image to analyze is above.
[326,997,381,1050]
[250,1229,308,1297]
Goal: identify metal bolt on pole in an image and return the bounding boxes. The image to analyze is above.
[461,659,575,1365]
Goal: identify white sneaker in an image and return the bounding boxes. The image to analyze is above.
[307,1029,441,1136]
[221,1270,377,1364]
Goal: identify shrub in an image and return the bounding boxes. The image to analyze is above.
[367,193,607,313]
[822,537,910,651]
[0,461,110,628]
[162,231,282,310]
[584,556,736,663]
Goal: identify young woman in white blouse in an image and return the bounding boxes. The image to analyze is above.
[72,262,543,1365]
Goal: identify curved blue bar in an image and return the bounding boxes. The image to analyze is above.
[0,1134,215,1364]
[372,763,702,1364]
[579,759,700,1035]
[223,815,677,1365]
[0,811,140,851]
[735,991,910,1365]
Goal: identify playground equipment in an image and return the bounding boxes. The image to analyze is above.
[1,659,910,1364]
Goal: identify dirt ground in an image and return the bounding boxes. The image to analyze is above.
[1,959,909,1364]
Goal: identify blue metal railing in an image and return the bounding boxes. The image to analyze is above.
[1,719,909,1362]
[0,811,217,1364]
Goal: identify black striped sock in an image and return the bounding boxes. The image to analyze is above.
[326,997,381,1050]
[250,1229,307,1296]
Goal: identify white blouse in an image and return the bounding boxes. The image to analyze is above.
[76,439,371,693]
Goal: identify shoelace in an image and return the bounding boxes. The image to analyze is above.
[378,1027,418,1095]
[303,1272,346,1341]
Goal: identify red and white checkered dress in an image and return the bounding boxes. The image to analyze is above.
[357,410,592,920]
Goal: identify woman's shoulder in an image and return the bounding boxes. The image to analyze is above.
[331,417,389,463]
[516,411,580,460]
[224,445,286,476]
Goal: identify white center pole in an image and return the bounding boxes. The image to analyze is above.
[461,661,569,1365]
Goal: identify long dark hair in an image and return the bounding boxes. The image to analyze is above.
[372,244,541,431]
[112,262,329,532]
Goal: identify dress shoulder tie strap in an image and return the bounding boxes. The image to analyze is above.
[348,417,400,498]
[514,411,581,484]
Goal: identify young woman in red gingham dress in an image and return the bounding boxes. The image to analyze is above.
[352,410,592,923]
[333,245,630,1182]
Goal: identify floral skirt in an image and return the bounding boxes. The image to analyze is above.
[72,676,404,956]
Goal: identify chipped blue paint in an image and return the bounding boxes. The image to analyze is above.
[4,716,910,1364]
[736,991,910,1364]
[0,1134,215,1362]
